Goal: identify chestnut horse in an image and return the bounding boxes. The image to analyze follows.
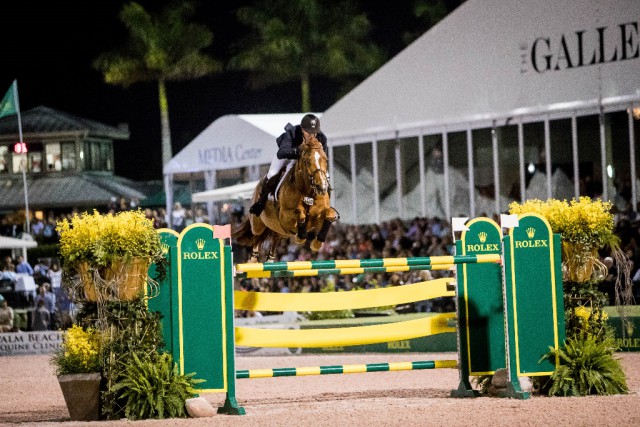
[233,136,338,261]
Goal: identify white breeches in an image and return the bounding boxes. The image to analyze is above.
[267,155,290,178]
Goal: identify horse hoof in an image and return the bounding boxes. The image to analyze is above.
[310,241,323,252]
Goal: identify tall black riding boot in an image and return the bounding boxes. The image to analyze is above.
[249,175,278,216]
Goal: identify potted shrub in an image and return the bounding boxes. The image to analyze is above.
[57,210,164,301]
[56,212,200,421]
[51,325,102,421]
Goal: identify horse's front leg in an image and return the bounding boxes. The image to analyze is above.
[309,207,339,252]
[266,246,277,262]
[297,217,309,241]
[293,206,308,243]
[249,246,260,263]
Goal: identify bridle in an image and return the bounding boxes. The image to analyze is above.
[296,142,329,198]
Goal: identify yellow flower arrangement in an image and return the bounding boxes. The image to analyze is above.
[509,197,619,251]
[573,305,608,328]
[57,210,165,301]
[57,210,163,268]
[52,325,102,375]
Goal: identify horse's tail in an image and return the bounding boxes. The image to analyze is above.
[232,217,260,248]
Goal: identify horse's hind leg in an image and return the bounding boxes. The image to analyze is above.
[266,235,279,262]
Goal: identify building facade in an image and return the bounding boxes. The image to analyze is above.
[0,106,145,216]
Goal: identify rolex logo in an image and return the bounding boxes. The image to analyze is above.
[526,227,535,239]
[161,243,169,255]
[478,232,487,243]
[626,321,635,337]
[196,238,206,250]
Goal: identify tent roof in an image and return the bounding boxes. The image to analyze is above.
[164,113,320,175]
[0,172,146,209]
[0,236,37,249]
[192,180,259,203]
[0,106,129,140]
[322,0,640,144]
[0,173,146,209]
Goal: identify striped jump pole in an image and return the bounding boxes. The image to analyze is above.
[237,360,457,379]
[235,253,501,273]
[235,263,455,279]
[149,215,566,413]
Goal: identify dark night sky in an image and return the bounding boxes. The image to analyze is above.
[1,0,461,181]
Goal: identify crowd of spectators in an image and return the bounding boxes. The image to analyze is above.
[2,193,640,331]
[234,209,640,315]
[0,254,73,333]
[235,216,459,316]
[0,202,224,246]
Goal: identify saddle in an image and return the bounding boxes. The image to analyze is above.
[268,168,288,203]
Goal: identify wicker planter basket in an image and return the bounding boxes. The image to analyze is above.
[78,257,150,301]
[562,242,607,283]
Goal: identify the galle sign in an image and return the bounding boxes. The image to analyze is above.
[520,21,639,74]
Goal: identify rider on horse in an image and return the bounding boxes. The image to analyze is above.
[249,114,328,216]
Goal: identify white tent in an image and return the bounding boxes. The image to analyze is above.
[164,114,317,175]
[320,0,640,222]
[0,236,37,249]
[192,180,259,203]
[163,113,320,220]
[0,235,38,261]
[323,0,640,142]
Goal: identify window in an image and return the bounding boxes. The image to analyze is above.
[11,141,43,173]
[60,142,76,171]
[83,140,113,171]
[29,151,43,173]
[45,142,76,171]
[45,143,62,171]
[0,146,8,173]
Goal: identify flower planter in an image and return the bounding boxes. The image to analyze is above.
[106,257,151,300]
[78,257,150,302]
[77,262,100,302]
[562,242,607,283]
[58,211,163,303]
[57,372,101,421]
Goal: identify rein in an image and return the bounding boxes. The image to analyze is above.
[295,146,328,199]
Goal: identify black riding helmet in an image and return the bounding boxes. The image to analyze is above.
[301,114,320,134]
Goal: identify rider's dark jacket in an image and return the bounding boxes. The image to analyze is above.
[276,123,329,160]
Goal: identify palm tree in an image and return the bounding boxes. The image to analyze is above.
[229,0,386,112]
[94,1,222,167]
[403,0,458,45]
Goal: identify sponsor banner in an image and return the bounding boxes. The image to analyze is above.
[301,332,456,354]
[298,317,456,354]
[0,331,63,356]
[608,316,640,352]
[178,224,228,392]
